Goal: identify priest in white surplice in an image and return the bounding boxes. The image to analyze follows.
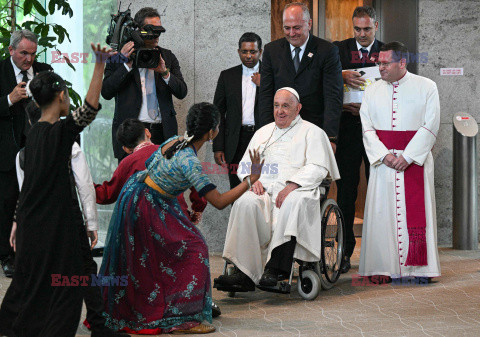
[214,88,339,290]
[359,42,441,280]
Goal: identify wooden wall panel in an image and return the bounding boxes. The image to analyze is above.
[325,0,363,42]
[271,0,314,41]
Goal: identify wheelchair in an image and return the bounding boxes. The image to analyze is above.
[214,180,345,300]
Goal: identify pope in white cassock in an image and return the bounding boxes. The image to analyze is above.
[214,87,339,291]
[359,42,441,280]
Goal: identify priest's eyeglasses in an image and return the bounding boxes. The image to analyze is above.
[376,61,398,68]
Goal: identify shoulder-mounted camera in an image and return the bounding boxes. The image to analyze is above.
[106,6,165,68]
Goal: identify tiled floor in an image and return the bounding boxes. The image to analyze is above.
[1,243,479,336]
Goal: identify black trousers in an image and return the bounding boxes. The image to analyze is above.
[0,210,107,335]
[265,237,297,274]
[74,209,107,330]
[0,169,18,259]
[227,129,255,189]
[335,113,369,258]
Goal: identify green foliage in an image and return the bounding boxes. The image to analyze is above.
[0,0,80,110]
[81,0,118,231]
[1,0,118,231]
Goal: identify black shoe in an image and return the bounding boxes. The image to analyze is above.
[212,301,221,318]
[259,268,279,287]
[91,328,130,337]
[215,268,255,291]
[371,275,391,284]
[0,256,14,278]
[340,256,351,274]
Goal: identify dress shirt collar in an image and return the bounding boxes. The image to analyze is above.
[242,62,259,75]
[356,39,375,54]
[289,34,310,55]
[10,57,33,79]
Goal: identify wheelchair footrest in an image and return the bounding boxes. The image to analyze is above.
[256,281,291,294]
[213,281,252,293]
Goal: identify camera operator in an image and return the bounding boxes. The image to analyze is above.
[102,7,187,162]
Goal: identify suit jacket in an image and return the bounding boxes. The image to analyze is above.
[101,47,187,159]
[0,57,52,171]
[212,63,261,163]
[333,38,383,70]
[258,35,343,138]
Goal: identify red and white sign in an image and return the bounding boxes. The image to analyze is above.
[440,68,463,76]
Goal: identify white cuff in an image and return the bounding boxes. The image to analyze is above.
[162,72,170,84]
[7,94,13,107]
[402,154,414,165]
[124,63,132,72]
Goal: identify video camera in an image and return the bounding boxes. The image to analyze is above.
[106,6,165,68]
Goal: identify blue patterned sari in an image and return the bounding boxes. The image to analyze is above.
[100,137,216,334]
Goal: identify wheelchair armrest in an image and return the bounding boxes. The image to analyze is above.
[319,180,332,201]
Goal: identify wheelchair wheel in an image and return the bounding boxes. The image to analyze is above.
[298,270,321,300]
[320,199,345,289]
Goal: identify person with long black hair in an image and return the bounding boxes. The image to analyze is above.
[100,102,263,334]
[0,44,123,337]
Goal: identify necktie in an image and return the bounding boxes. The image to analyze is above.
[20,70,32,107]
[20,70,29,84]
[20,70,32,134]
[360,48,368,66]
[293,47,301,72]
[145,69,160,122]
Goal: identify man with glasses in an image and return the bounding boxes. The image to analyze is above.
[359,42,441,282]
[102,7,187,162]
[213,32,263,189]
[333,6,383,274]
[0,29,52,277]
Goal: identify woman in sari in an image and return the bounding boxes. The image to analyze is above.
[100,102,263,334]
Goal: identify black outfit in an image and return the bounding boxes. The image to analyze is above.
[0,57,51,264]
[101,50,187,160]
[264,238,297,274]
[67,161,119,334]
[258,35,343,138]
[0,103,99,337]
[8,148,126,336]
[333,38,383,258]
[212,64,260,188]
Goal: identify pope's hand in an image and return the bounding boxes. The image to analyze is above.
[275,182,299,208]
[251,180,265,195]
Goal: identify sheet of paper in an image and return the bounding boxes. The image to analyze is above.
[343,66,381,104]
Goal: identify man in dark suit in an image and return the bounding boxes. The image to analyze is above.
[213,32,262,188]
[333,6,383,273]
[259,2,343,149]
[0,29,52,277]
[102,7,187,161]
